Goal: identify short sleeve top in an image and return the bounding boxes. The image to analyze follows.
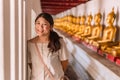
[27,38,68,80]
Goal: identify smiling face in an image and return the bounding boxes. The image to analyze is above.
[35,17,51,37]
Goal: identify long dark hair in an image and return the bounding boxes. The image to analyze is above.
[35,13,61,52]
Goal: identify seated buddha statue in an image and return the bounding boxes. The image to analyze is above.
[72,24,80,36]
[66,15,73,34]
[71,16,80,35]
[73,17,80,36]
[72,16,77,24]
[76,16,80,24]
[85,12,102,43]
[67,15,73,23]
[67,22,74,35]
[70,23,78,35]
[74,15,86,38]
[72,16,81,35]
[104,42,120,57]
[92,8,117,49]
[80,14,93,40]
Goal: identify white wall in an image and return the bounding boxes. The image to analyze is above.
[26,0,42,80]
[76,4,86,16]
[0,0,42,80]
[3,0,10,80]
[0,0,4,80]
[26,0,42,40]
[117,0,120,26]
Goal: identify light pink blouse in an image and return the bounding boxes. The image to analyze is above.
[27,39,68,80]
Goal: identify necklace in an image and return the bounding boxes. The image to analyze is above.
[37,36,49,43]
[41,43,43,55]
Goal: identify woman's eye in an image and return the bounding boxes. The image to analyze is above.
[43,24,47,26]
[36,22,40,25]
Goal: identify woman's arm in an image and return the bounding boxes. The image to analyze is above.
[61,60,68,72]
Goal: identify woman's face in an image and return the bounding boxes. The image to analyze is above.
[35,17,51,36]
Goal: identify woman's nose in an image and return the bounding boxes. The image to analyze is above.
[38,25,43,29]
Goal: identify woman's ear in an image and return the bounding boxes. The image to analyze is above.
[50,27,53,31]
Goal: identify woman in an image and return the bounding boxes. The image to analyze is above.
[27,13,68,80]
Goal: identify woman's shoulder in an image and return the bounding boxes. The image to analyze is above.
[59,37,66,44]
[27,36,39,43]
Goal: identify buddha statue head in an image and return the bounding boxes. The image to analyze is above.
[80,15,86,25]
[106,8,116,26]
[72,16,77,24]
[76,16,81,24]
[86,14,93,25]
[94,12,102,25]
[67,15,73,23]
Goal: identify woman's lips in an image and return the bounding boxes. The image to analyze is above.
[37,29,44,33]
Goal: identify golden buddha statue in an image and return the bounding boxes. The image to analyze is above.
[72,16,77,24]
[73,17,80,36]
[79,15,86,35]
[92,8,117,49]
[67,22,73,35]
[85,12,102,44]
[76,16,80,24]
[67,15,73,23]
[64,15,73,34]
[71,16,80,35]
[70,23,77,35]
[104,42,120,57]
[80,14,93,40]
[73,15,86,38]
[72,16,81,35]
[72,24,80,35]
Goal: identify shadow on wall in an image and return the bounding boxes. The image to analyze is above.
[65,64,78,80]
[116,7,120,41]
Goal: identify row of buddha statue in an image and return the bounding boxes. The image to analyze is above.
[54,8,120,59]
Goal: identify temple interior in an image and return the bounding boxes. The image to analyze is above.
[53,0,120,80]
[1,0,120,80]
